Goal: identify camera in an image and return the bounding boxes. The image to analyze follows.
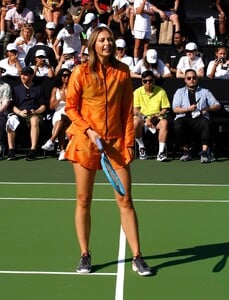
[216,58,226,64]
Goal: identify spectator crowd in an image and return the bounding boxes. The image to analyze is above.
[0,0,228,162]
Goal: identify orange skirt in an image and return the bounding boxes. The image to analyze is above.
[65,134,132,170]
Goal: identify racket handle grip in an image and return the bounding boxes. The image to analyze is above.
[96,138,103,151]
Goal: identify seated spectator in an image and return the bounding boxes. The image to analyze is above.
[131,48,171,79]
[151,0,180,32]
[24,31,57,69]
[41,68,71,161]
[3,0,34,54]
[206,46,229,79]
[165,30,186,76]
[6,67,46,161]
[41,0,64,27]
[31,49,55,81]
[0,43,22,87]
[172,69,221,163]
[0,0,15,40]
[115,38,134,71]
[176,42,205,78]
[14,24,37,68]
[53,13,83,59]
[0,67,12,159]
[55,47,78,75]
[134,70,170,161]
[81,12,97,43]
[45,22,59,60]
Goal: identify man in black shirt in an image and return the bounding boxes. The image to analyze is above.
[165,30,186,76]
[6,67,46,161]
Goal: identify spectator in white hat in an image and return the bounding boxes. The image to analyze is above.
[0,43,22,86]
[30,49,54,80]
[115,38,134,71]
[54,47,78,75]
[176,42,205,78]
[53,13,83,60]
[131,48,171,79]
[107,0,131,41]
[45,22,59,60]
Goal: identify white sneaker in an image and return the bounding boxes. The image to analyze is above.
[0,32,5,40]
[41,139,55,151]
[139,148,147,160]
[58,150,66,161]
[157,152,167,162]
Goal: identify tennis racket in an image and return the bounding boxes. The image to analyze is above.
[96,138,125,196]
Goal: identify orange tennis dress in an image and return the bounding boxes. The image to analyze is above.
[65,61,134,170]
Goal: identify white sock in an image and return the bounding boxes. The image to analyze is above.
[135,137,145,149]
[159,142,166,154]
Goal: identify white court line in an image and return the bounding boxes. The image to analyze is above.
[1,182,229,187]
[0,197,229,203]
[0,270,116,276]
[115,226,126,300]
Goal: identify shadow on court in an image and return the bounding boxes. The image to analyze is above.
[147,241,229,275]
[91,242,229,276]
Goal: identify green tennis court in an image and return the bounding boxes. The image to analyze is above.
[0,157,228,299]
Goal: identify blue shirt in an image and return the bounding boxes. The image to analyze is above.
[172,85,220,120]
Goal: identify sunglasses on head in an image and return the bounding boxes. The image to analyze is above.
[186,76,197,80]
[142,79,154,84]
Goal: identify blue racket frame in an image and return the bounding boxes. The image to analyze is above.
[96,138,125,196]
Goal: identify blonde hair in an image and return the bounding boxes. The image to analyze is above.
[20,24,34,40]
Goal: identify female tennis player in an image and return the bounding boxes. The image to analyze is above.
[65,26,152,276]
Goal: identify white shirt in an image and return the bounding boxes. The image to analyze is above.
[14,37,37,68]
[132,58,171,76]
[206,60,229,79]
[176,56,205,74]
[117,54,135,71]
[5,7,34,30]
[0,58,21,77]
[56,24,83,54]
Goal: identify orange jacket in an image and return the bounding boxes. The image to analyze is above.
[65,61,134,148]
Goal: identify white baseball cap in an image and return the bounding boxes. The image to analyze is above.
[6,43,18,51]
[35,49,46,57]
[83,13,96,25]
[146,49,157,64]
[46,22,56,29]
[185,42,197,51]
[115,38,126,48]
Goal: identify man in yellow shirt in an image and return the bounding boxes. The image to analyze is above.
[133,70,170,161]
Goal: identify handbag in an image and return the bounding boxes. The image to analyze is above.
[158,20,173,44]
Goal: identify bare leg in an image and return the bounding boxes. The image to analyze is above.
[30,116,40,149]
[73,163,96,255]
[115,165,141,257]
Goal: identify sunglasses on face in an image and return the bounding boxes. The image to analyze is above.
[62,74,70,77]
[142,79,154,84]
[117,47,124,51]
[186,76,197,80]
